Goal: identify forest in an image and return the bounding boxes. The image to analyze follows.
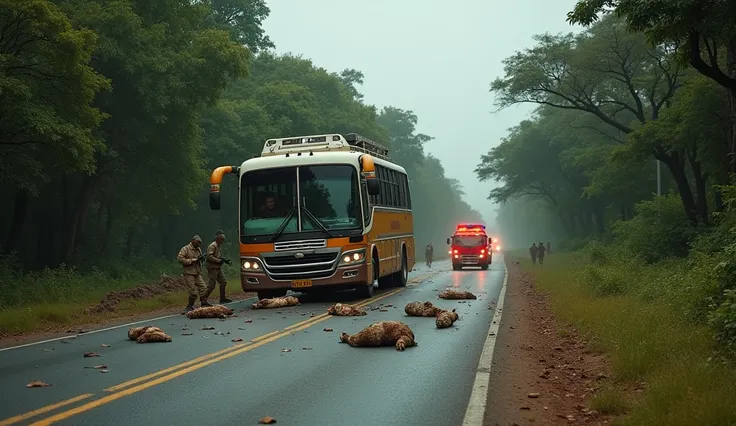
[0,0,482,316]
[479,0,736,358]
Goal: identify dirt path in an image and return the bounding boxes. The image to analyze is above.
[483,260,618,425]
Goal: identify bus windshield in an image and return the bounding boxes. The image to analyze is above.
[452,235,486,247]
[240,165,362,239]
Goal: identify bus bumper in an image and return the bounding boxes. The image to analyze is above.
[240,263,369,293]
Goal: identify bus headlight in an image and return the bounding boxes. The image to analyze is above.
[242,259,262,271]
[339,249,366,266]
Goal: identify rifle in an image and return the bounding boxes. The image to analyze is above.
[221,257,232,265]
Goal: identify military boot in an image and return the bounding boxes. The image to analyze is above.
[184,295,196,313]
[200,298,213,307]
[219,285,232,303]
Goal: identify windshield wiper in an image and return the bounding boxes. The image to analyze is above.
[301,206,335,238]
[269,206,296,242]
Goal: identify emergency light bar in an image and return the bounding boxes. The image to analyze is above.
[456,223,486,231]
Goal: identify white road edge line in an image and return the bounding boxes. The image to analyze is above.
[0,267,441,353]
[462,259,509,426]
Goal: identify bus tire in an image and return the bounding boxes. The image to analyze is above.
[392,248,408,287]
[481,263,489,270]
[452,264,462,271]
[356,260,377,299]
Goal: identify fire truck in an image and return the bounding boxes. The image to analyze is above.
[446,223,492,270]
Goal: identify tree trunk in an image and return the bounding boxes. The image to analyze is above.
[3,190,29,255]
[124,227,135,260]
[727,40,736,174]
[101,203,114,254]
[656,152,698,225]
[64,174,103,263]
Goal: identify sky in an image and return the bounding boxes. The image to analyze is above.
[261,0,584,225]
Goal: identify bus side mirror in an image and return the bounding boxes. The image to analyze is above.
[367,178,380,196]
[446,238,451,245]
[209,192,221,210]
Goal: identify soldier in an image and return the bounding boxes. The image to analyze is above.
[529,243,538,265]
[177,235,210,312]
[546,241,551,255]
[425,243,434,267]
[537,241,546,265]
[205,230,232,303]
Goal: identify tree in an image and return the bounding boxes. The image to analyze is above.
[567,0,736,173]
[487,14,724,224]
[0,0,110,254]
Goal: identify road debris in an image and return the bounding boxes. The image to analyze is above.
[259,416,277,424]
[42,348,54,352]
[528,392,540,398]
[232,338,243,342]
[26,380,50,388]
[323,328,333,332]
[201,326,215,330]
[182,332,193,336]
[438,290,477,300]
[301,347,313,350]
[100,369,110,373]
[281,348,292,353]
[100,344,111,348]
[245,319,253,323]
[85,364,108,369]
[84,352,101,358]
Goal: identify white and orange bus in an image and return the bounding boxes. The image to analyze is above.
[208,133,415,300]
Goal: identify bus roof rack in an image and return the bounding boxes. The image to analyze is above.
[344,133,389,160]
[261,133,390,160]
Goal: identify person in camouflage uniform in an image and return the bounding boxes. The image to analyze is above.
[205,230,232,303]
[177,235,210,312]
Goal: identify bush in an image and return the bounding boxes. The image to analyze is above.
[611,194,697,263]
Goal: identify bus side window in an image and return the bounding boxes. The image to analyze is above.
[362,178,371,226]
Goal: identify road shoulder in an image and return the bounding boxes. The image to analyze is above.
[483,260,617,425]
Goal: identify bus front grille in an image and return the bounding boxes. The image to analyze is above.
[262,250,339,281]
[273,239,327,251]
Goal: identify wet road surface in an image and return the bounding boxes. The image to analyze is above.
[0,257,506,426]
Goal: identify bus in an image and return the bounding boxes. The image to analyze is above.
[208,133,415,300]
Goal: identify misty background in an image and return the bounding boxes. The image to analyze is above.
[262,0,584,226]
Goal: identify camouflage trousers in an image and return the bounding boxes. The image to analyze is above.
[183,274,207,298]
[206,268,227,298]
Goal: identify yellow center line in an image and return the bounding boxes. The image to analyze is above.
[29,288,404,426]
[9,272,436,426]
[0,394,94,426]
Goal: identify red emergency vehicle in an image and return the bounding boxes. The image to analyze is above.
[446,223,492,270]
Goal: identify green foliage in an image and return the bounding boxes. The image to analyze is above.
[611,194,698,263]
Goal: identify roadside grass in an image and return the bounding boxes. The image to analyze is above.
[0,257,250,335]
[510,251,736,426]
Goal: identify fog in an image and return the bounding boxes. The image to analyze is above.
[262,0,584,226]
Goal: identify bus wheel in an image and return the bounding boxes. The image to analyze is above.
[393,250,408,287]
[452,264,462,271]
[356,261,377,299]
[481,263,489,270]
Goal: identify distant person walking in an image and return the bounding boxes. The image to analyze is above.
[425,243,434,267]
[177,235,210,312]
[546,241,551,255]
[537,241,546,265]
[529,243,538,265]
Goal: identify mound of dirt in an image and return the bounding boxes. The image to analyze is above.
[84,274,188,315]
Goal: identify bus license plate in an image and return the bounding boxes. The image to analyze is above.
[291,280,312,288]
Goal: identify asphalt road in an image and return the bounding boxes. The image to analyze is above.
[0,256,506,426]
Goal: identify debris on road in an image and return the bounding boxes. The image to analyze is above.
[182,332,193,336]
[26,380,50,388]
[323,328,333,332]
[245,319,253,323]
[528,393,540,398]
[85,364,108,369]
[100,369,109,373]
[405,301,443,317]
[438,290,477,300]
[201,326,215,330]
[301,347,313,350]
[232,338,243,342]
[281,348,292,352]
[42,348,54,352]
[100,344,111,348]
[253,296,300,309]
[435,309,459,328]
[327,303,367,316]
[339,321,416,351]
[84,352,101,357]
[186,305,234,319]
[259,416,277,424]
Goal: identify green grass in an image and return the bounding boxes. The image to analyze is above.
[512,251,736,426]
[0,256,249,335]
